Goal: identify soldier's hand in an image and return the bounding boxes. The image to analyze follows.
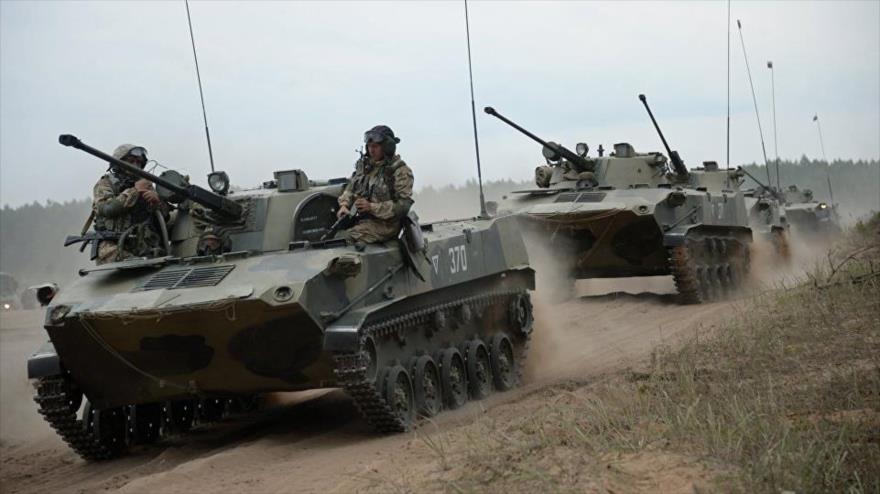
[354,197,371,213]
[141,190,160,206]
[337,205,350,219]
[134,179,153,192]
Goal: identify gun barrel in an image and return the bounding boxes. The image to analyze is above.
[59,134,242,219]
[638,94,689,178]
[483,107,589,169]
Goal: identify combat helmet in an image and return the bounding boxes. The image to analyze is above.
[364,125,400,157]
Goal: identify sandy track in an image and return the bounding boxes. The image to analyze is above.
[0,277,744,494]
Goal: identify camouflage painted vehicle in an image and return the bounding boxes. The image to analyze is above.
[484,95,753,304]
[27,135,535,461]
[782,185,841,236]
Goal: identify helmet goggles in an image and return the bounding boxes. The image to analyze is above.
[364,130,388,144]
[126,147,147,160]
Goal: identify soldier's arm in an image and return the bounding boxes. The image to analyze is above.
[92,177,139,219]
[338,182,354,208]
[371,164,414,220]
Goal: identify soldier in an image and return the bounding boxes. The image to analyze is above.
[92,144,170,264]
[336,125,414,243]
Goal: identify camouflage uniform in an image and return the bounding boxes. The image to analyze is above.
[92,144,170,264]
[338,155,414,243]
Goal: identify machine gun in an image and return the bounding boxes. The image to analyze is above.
[638,94,689,180]
[483,107,591,171]
[59,134,243,220]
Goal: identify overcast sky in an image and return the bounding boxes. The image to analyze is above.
[1,0,878,208]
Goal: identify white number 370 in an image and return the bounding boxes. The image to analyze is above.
[448,245,468,274]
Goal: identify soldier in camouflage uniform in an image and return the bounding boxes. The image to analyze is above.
[336,125,414,243]
[92,144,170,264]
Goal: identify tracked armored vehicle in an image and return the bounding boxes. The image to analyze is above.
[27,135,535,461]
[782,185,841,236]
[484,95,752,304]
[739,169,791,260]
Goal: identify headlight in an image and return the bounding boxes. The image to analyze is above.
[818,203,828,210]
[576,142,589,157]
[2,303,10,310]
[207,171,230,195]
[666,191,687,207]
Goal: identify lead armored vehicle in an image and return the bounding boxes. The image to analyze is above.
[27,135,535,461]
[484,95,753,304]
[782,185,841,237]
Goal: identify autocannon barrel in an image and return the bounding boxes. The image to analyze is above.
[483,107,590,170]
[59,134,242,219]
[638,94,689,179]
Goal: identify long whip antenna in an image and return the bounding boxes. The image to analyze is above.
[768,61,781,189]
[736,19,771,186]
[185,0,216,173]
[813,114,834,203]
[726,0,731,187]
[464,0,488,218]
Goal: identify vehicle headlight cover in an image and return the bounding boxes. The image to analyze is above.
[208,171,230,195]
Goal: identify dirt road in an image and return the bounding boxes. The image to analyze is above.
[0,275,749,494]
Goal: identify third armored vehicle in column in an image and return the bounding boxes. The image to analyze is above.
[484,95,753,304]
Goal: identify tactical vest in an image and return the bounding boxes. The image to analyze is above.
[351,157,405,203]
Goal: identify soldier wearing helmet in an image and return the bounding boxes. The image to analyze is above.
[336,125,415,243]
[91,144,171,264]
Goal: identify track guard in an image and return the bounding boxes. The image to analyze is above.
[27,340,62,379]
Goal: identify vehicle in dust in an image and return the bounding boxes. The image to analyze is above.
[782,185,841,237]
[483,94,753,304]
[739,172,791,260]
[1,272,36,311]
[27,135,535,461]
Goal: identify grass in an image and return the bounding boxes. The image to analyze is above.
[385,220,880,493]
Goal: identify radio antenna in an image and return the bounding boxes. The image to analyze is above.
[185,0,216,173]
[813,114,835,203]
[464,0,488,218]
[768,60,781,189]
[726,0,731,186]
[736,19,772,186]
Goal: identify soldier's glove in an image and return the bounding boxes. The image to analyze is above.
[354,197,372,214]
[141,190,160,207]
[134,179,154,192]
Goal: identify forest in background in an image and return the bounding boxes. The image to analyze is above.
[1,158,877,287]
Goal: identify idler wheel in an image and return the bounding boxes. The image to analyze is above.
[465,339,493,400]
[382,365,415,429]
[411,355,442,418]
[508,293,534,336]
[84,402,127,454]
[440,347,468,410]
[489,333,517,391]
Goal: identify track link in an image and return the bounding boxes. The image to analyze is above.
[333,290,530,432]
[33,376,123,461]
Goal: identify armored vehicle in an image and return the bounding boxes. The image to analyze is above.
[782,185,841,236]
[27,135,535,461]
[484,94,752,304]
[739,170,791,259]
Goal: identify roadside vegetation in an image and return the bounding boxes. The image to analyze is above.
[379,215,880,493]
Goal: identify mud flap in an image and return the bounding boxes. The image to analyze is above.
[27,340,62,379]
